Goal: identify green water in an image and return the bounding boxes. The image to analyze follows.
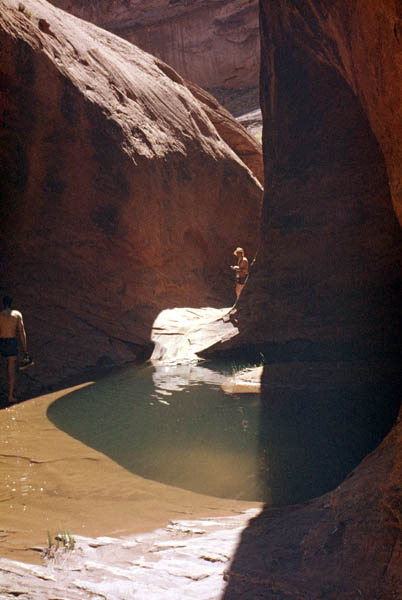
[47,362,261,500]
[47,359,399,504]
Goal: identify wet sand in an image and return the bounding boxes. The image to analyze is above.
[0,383,260,565]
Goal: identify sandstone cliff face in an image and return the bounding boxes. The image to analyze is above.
[222,1,402,598]
[48,0,260,95]
[0,0,262,395]
[237,0,402,357]
[184,81,263,184]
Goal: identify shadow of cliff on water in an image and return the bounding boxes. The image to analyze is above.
[255,360,402,506]
[221,357,402,599]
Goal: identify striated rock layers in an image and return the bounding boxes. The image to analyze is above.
[48,0,260,95]
[0,0,262,395]
[222,2,402,598]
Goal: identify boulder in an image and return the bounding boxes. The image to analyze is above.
[221,365,262,394]
[0,0,262,396]
[224,414,402,599]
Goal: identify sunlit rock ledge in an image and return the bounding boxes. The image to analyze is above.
[151,306,239,365]
[221,366,263,394]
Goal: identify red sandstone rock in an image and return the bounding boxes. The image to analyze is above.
[139,61,263,183]
[221,2,402,597]
[0,0,262,396]
[185,81,263,184]
[48,0,260,95]
[232,0,402,357]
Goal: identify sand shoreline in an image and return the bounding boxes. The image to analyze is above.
[0,381,260,565]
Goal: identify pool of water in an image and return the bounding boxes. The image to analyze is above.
[47,361,262,500]
[47,359,400,504]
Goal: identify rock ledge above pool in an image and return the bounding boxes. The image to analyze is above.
[222,366,263,394]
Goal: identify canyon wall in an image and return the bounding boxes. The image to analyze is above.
[0,0,262,396]
[236,0,402,359]
[48,0,260,97]
[223,1,402,598]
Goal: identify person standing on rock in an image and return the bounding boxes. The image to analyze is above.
[0,296,32,404]
[231,247,249,301]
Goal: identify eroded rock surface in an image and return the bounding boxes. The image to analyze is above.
[237,0,402,355]
[184,82,263,183]
[221,365,262,394]
[0,0,262,397]
[48,0,260,95]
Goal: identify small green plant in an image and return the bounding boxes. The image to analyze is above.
[230,353,265,375]
[44,530,75,559]
[231,362,251,374]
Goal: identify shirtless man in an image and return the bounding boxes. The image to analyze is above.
[230,247,249,301]
[0,296,29,403]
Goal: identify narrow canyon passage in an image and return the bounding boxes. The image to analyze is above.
[1,0,401,596]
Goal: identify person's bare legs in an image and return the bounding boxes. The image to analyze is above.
[7,356,17,403]
[235,282,244,301]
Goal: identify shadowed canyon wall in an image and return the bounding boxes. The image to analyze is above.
[223,1,402,598]
[234,0,402,359]
[0,0,262,397]
[48,0,260,98]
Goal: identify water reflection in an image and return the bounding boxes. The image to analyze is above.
[152,361,227,395]
[47,361,261,500]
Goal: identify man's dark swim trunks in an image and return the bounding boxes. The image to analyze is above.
[236,275,247,285]
[0,338,18,357]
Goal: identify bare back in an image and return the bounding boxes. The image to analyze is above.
[0,309,22,338]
